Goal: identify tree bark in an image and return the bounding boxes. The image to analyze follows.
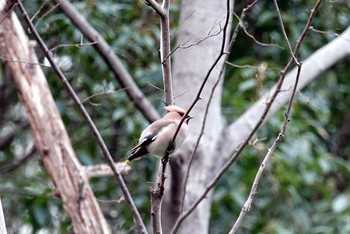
[162,0,231,233]
[0,1,110,233]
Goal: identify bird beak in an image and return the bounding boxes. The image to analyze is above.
[186,115,193,122]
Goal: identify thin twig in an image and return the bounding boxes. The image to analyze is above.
[165,18,225,62]
[171,0,322,232]
[50,40,98,52]
[81,88,126,106]
[84,162,131,178]
[233,11,283,49]
[226,61,280,70]
[15,2,148,233]
[30,0,49,21]
[33,2,59,28]
[273,0,298,63]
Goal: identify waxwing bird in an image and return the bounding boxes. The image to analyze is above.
[125,105,192,163]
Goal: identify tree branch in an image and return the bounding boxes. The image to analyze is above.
[15,1,148,233]
[159,0,173,106]
[145,0,165,16]
[55,0,159,123]
[151,159,168,234]
[145,0,173,105]
[84,162,131,178]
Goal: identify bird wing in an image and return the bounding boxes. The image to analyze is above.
[130,134,157,154]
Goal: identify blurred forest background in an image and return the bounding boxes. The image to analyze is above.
[1,0,350,233]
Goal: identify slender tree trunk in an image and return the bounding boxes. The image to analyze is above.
[162,0,231,233]
[0,1,110,233]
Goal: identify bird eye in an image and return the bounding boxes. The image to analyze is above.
[179,113,185,117]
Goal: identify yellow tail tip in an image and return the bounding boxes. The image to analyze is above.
[125,159,130,164]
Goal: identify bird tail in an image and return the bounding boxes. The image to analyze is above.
[125,145,149,164]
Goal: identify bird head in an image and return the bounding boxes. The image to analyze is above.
[164,105,193,123]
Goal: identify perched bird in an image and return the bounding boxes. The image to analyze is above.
[125,105,192,163]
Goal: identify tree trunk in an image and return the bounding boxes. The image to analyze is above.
[162,0,231,233]
[0,1,110,233]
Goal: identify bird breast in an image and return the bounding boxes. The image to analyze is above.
[145,121,188,157]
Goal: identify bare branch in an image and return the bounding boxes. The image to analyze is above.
[49,40,98,52]
[33,3,59,28]
[84,162,131,178]
[159,0,173,106]
[166,18,225,62]
[144,0,165,16]
[30,0,49,21]
[144,0,173,105]
[233,11,283,49]
[15,1,148,233]
[273,0,298,63]
[151,160,168,234]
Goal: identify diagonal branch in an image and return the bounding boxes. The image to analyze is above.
[55,0,159,123]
